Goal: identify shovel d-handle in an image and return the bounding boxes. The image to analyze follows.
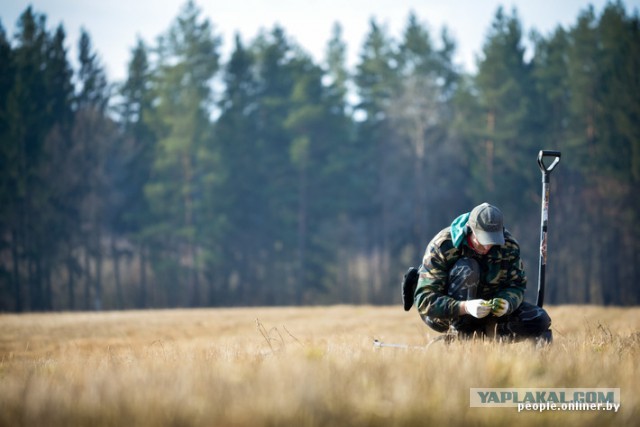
[537,150,561,176]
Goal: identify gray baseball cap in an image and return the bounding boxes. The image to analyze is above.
[468,203,505,246]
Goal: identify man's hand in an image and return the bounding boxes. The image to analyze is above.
[490,298,509,317]
[461,299,492,318]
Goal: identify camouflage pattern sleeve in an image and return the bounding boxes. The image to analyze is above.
[492,235,526,314]
[414,229,462,319]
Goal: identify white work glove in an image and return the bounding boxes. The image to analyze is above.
[490,298,509,317]
[462,299,491,318]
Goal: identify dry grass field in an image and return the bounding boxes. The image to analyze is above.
[1,305,638,426]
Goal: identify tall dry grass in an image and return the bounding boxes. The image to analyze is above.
[1,305,638,426]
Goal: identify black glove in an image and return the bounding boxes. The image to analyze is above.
[402,267,419,311]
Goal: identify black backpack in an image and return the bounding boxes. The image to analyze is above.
[401,267,419,311]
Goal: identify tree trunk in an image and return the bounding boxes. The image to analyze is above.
[83,245,91,310]
[112,236,123,309]
[67,253,76,310]
[139,245,147,308]
[297,162,307,305]
[11,228,22,312]
[485,111,495,192]
[44,261,52,310]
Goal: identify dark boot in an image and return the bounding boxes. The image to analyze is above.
[535,330,553,347]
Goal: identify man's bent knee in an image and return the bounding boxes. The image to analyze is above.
[502,302,551,337]
[447,258,480,300]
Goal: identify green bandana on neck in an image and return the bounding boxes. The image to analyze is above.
[450,212,470,248]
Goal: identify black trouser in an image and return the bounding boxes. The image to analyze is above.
[421,257,551,340]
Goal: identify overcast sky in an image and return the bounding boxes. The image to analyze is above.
[2,0,638,82]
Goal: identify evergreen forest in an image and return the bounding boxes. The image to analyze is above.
[1,1,638,311]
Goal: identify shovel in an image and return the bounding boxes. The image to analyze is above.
[536,150,561,308]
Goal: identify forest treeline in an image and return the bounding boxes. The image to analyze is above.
[1,1,638,311]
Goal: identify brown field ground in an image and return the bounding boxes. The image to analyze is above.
[1,305,638,426]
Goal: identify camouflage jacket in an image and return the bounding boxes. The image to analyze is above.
[415,216,526,320]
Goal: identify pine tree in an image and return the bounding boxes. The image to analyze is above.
[5,7,51,311]
[325,22,349,107]
[39,24,77,310]
[474,7,538,221]
[114,38,156,308]
[74,28,113,310]
[246,26,300,305]
[319,23,362,303]
[145,0,221,307]
[0,21,16,310]
[214,34,260,305]
[285,54,344,303]
[353,19,399,303]
[392,12,459,251]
